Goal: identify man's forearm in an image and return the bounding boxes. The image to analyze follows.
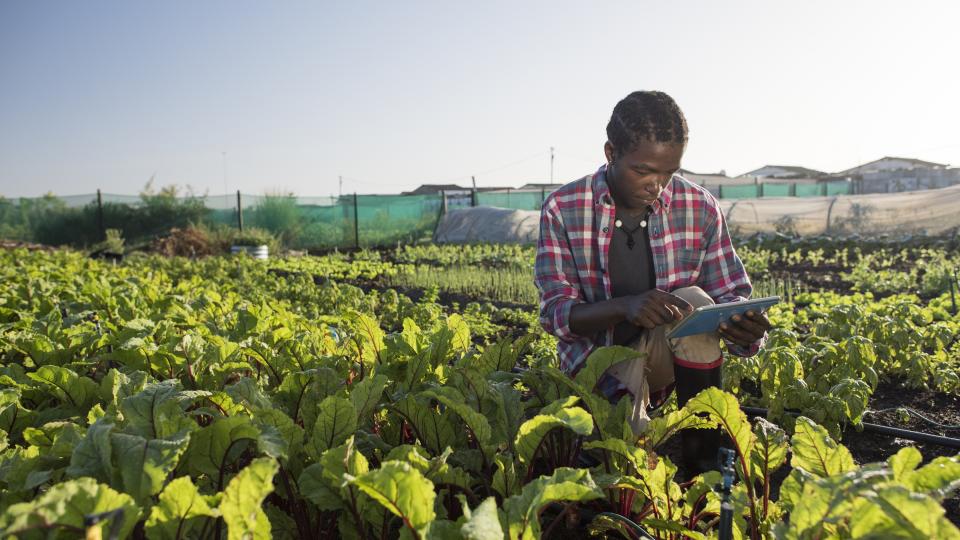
[568,298,627,337]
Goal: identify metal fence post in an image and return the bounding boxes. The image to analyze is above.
[353,192,360,248]
[471,188,477,207]
[96,189,105,240]
[236,190,244,231]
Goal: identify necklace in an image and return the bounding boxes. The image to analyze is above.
[614,213,649,250]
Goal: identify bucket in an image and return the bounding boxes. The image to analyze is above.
[230,245,269,260]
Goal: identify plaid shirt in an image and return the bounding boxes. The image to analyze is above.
[535,164,763,374]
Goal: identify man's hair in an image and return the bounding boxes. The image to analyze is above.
[606,91,688,157]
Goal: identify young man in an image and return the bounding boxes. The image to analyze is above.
[534,90,769,472]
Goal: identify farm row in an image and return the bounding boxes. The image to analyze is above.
[0,243,958,538]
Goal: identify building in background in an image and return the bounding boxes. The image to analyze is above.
[837,156,959,194]
[741,165,828,179]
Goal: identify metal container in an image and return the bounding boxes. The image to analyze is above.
[230,244,269,260]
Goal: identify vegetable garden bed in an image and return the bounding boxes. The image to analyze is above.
[0,243,958,538]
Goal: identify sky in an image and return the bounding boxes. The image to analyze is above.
[1,1,959,198]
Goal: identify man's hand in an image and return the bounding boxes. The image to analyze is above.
[719,310,771,348]
[620,289,694,330]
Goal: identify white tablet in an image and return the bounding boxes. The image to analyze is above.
[666,296,779,339]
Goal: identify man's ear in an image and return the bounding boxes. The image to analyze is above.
[603,141,614,164]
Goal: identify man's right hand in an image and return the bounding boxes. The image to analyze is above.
[619,289,694,330]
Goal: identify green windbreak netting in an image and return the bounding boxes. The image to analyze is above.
[720,185,761,199]
[795,184,825,197]
[760,183,792,197]
[355,194,441,247]
[825,181,851,196]
[476,190,545,211]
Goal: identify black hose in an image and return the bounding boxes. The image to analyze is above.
[741,406,960,449]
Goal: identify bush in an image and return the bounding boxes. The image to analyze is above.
[151,226,217,258]
[32,182,211,247]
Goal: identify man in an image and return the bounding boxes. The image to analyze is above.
[534,90,769,472]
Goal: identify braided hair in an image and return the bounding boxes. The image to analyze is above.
[606,91,688,158]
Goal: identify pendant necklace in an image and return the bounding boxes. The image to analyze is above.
[614,211,650,250]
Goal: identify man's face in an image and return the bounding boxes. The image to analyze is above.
[604,139,685,210]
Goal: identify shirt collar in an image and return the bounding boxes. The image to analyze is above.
[592,164,675,212]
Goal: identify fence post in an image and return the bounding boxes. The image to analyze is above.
[790,183,797,197]
[96,189,105,240]
[440,190,448,216]
[236,190,244,231]
[541,187,546,206]
[353,192,360,249]
[471,188,477,207]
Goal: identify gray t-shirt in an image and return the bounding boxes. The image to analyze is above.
[609,208,655,346]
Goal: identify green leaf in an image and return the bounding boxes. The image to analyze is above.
[460,497,505,540]
[421,387,492,447]
[850,484,960,539]
[144,476,218,540]
[514,398,594,464]
[0,388,35,436]
[110,431,191,505]
[118,380,204,439]
[888,446,923,481]
[461,335,534,375]
[392,395,459,456]
[348,460,437,536]
[349,312,386,366]
[306,396,357,460]
[901,455,960,500]
[683,387,755,466]
[0,477,140,539]
[350,374,389,424]
[66,419,115,484]
[790,416,855,477]
[502,467,603,540]
[492,454,519,499]
[27,365,98,413]
[220,457,279,540]
[583,438,648,474]
[573,345,643,393]
[225,377,275,413]
[182,416,260,483]
[749,417,789,485]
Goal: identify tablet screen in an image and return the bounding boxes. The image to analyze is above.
[666,296,779,339]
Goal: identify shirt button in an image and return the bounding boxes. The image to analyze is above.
[602,227,609,233]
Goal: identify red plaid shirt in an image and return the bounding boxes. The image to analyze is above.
[535,165,763,374]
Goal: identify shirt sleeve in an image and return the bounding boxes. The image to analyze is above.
[697,196,766,357]
[534,199,583,343]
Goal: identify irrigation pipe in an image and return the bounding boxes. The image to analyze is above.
[741,406,960,449]
[864,407,960,431]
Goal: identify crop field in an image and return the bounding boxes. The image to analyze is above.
[1,238,959,539]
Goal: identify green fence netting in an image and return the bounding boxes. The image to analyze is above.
[0,181,863,249]
[476,190,546,211]
[760,183,792,197]
[720,185,761,199]
[795,184,825,197]
[825,181,852,196]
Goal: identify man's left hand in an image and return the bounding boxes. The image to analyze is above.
[719,310,771,348]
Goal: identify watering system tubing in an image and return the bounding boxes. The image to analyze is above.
[740,406,960,449]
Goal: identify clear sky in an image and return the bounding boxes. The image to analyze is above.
[1,1,958,198]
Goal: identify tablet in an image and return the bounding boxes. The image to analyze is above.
[666,296,780,339]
